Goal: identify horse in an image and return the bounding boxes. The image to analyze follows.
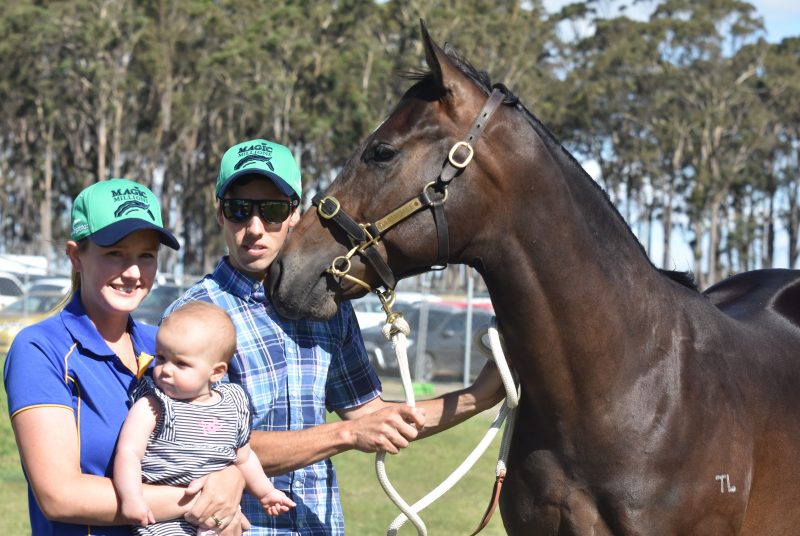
[268,22,800,535]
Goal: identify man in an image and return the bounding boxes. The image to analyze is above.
[165,138,503,535]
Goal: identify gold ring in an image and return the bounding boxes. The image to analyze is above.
[211,515,222,528]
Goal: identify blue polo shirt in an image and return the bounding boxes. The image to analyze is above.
[3,292,155,536]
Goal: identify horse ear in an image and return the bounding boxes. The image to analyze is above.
[420,20,444,92]
[420,20,470,99]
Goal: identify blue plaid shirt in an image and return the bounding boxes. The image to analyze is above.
[163,258,382,535]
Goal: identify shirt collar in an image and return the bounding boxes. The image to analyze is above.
[61,291,152,363]
[213,256,268,302]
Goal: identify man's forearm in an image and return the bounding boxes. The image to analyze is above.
[415,387,482,437]
[249,421,354,476]
[415,365,505,438]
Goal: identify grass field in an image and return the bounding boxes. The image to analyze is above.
[1,369,507,535]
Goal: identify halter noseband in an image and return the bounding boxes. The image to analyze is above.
[312,88,506,303]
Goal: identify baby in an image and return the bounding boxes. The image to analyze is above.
[114,301,295,534]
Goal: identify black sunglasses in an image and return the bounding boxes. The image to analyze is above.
[221,198,299,224]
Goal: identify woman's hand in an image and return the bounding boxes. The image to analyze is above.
[184,465,247,533]
[219,508,251,536]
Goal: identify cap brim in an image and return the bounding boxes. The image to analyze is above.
[217,169,297,199]
[89,219,180,250]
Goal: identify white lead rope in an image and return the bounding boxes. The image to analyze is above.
[375,315,428,535]
[375,315,518,535]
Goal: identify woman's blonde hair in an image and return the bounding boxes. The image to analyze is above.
[52,240,88,312]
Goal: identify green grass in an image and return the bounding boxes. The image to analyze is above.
[335,414,507,535]
[1,354,29,536]
[1,364,507,535]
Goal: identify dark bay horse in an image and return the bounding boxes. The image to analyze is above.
[268,23,800,535]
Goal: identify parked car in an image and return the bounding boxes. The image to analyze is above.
[361,303,494,382]
[131,283,190,325]
[0,291,66,355]
[351,294,388,330]
[0,272,25,309]
[351,294,418,330]
[26,276,72,294]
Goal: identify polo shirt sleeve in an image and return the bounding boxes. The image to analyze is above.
[325,301,382,412]
[4,322,75,419]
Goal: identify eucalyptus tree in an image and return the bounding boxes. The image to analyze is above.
[132,0,236,274]
[53,0,149,185]
[293,0,390,193]
[649,0,767,286]
[0,2,64,255]
[760,37,800,269]
[553,7,667,245]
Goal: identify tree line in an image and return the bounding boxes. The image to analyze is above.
[1,0,797,290]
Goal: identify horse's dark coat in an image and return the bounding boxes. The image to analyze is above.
[269,23,800,535]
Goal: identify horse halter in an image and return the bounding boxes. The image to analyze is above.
[312,88,506,307]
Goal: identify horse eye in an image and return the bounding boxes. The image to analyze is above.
[368,143,397,163]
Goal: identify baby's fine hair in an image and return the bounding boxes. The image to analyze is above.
[164,301,237,362]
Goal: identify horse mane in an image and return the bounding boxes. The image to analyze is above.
[660,269,698,291]
[400,44,699,293]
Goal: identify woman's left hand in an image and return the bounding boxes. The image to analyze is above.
[184,465,246,532]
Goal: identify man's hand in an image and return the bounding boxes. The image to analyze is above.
[348,405,426,454]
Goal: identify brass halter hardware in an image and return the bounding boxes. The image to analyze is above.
[448,141,474,169]
[328,245,374,292]
[317,196,341,219]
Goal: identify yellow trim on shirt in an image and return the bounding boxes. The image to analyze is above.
[137,352,154,379]
[63,342,78,383]
[9,403,73,420]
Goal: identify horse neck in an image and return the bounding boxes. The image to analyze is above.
[471,125,678,420]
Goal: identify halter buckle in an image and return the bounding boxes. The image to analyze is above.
[317,196,341,219]
[448,141,474,169]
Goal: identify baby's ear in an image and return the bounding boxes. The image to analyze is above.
[210,362,228,382]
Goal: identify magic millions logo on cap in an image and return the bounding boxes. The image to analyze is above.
[235,143,275,173]
[114,199,155,220]
[105,185,157,225]
[110,185,157,222]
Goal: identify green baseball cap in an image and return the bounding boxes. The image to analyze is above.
[216,139,302,200]
[70,178,179,250]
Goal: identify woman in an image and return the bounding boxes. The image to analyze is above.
[4,178,246,536]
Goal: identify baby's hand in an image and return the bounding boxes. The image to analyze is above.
[121,497,155,526]
[260,489,296,517]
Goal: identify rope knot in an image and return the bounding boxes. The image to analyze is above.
[382,313,410,340]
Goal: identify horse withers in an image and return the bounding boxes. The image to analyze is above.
[268,22,800,536]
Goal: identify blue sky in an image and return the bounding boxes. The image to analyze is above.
[543,0,799,43]
[755,0,800,42]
